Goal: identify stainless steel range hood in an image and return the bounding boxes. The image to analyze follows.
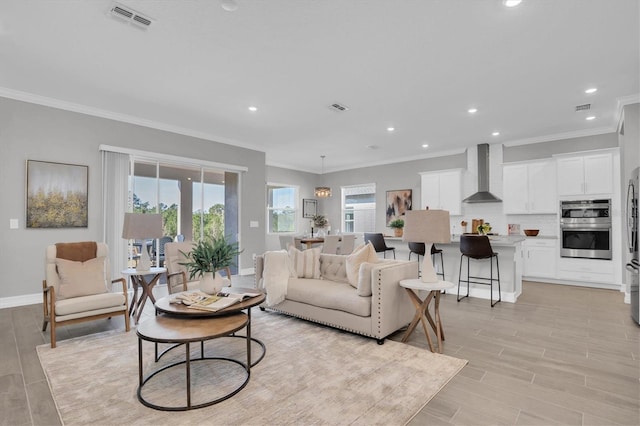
[462,143,502,203]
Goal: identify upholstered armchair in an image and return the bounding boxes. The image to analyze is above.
[42,242,130,348]
[164,241,231,294]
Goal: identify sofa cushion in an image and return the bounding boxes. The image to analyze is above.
[288,247,321,279]
[55,257,108,300]
[286,278,371,317]
[345,243,378,287]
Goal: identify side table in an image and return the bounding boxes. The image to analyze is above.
[399,278,455,353]
[122,267,167,324]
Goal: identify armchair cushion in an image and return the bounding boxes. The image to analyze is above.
[55,292,126,317]
[55,257,108,300]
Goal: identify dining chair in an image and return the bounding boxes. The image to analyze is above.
[364,233,396,259]
[321,235,341,254]
[279,235,295,250]
[338,234,356,255]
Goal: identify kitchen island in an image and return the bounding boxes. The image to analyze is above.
[385,235,525,303]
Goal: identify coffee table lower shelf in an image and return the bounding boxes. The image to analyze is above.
[136,313,250,411]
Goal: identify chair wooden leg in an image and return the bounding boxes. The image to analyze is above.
[50,320,56,349]
[42,319,48,332]
[124,309,131,332]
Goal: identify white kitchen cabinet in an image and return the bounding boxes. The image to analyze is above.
[503,160,557,214]
[420,169,462,215]
[557,257,615,285]
[556,152,613,196]
[522,238,557,278]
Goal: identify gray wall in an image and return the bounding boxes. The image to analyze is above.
[0,97,266,300]
[503,132,619,162]
[319,154,467,235]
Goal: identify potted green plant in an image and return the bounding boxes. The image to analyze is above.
[389,218,405,237]
[179,235,242,294]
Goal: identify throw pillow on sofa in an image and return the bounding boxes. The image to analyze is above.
[345,243,378,287]
[288,246,321,279]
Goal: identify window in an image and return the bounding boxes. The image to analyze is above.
[342,184,376,233]
[267,184,298,233]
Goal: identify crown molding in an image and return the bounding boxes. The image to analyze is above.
[502,126,617,147]
[0,87,267,154]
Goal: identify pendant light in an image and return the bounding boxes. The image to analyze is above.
[314,155,332,198]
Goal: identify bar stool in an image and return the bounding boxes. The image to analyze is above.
[457,234,501,307]
[408,242,445,280]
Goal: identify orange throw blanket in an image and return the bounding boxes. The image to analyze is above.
[55,241,97,262]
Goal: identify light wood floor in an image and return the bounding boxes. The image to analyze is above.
[1,279,638,425]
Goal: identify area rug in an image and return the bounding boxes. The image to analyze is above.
[37,309,467,425]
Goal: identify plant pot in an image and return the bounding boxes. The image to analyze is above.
[199,271,226,295]
[393,228,403,237]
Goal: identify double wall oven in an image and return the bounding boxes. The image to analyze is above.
[560,199,612,260]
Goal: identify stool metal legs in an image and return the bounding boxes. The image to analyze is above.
[457,254,501,307]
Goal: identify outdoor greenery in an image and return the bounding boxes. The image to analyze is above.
[133,193,225,239]
[178,235,242,280]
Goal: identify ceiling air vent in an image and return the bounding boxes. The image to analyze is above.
[575,103,591,112]
[329,103,349,112]
[110,2,153,28]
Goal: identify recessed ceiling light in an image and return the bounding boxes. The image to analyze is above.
[387,127,395,132]
[492,131,500,136]
[468,108,478,114]
[586,116,596,121]
[367,145,379,150]
[220,0,238,12]
[248,106,258,112]
[503,0,522,7]
[422,144,429,148]
[585,88,598,94]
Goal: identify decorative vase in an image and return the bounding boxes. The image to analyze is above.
[393,228,403,237]
[199,271,226,295]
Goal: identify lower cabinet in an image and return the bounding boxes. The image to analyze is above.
[522,239,557,279]
[557,257,615,284]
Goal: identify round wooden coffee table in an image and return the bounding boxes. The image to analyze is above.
[154,288,267,366]
[137,313,250,411]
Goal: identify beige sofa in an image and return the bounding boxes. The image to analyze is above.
[254,252,417,343]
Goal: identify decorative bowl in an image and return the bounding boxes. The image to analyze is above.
[524,229,540,237]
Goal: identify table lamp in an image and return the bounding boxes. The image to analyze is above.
[122,212,163,271]
[402,209,451,283]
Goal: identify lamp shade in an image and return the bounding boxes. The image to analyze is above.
[402,209,451,244]
[122,213,163,240]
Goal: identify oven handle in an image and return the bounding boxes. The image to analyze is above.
[560,223,612,230]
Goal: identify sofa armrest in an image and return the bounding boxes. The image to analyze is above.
[370,261,418,338]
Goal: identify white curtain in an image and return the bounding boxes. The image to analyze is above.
[101,150,131,281]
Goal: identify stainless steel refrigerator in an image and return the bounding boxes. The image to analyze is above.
[627,167,639,325]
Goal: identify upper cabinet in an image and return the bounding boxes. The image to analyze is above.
[503,160,557,214]
[556,152,613,196]
[420,169,462,215]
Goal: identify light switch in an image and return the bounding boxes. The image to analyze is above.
[250,221,259,228]
[9,218,19,229]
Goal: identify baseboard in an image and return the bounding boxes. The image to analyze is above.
[523,277,622,291]
[444,287,517,303]
[0,293,41,309]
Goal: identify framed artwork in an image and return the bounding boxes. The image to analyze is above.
[386,189,412,225]
[26,160,88,228]
[302,198,317,218]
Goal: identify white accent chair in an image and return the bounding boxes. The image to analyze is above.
[43,242,130,348]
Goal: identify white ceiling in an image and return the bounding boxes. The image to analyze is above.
[0,0,638,173]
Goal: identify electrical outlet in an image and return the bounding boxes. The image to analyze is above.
[9,219,18,229]
[250,221,259,228]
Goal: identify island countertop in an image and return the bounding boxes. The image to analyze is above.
[448,235,526,246]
